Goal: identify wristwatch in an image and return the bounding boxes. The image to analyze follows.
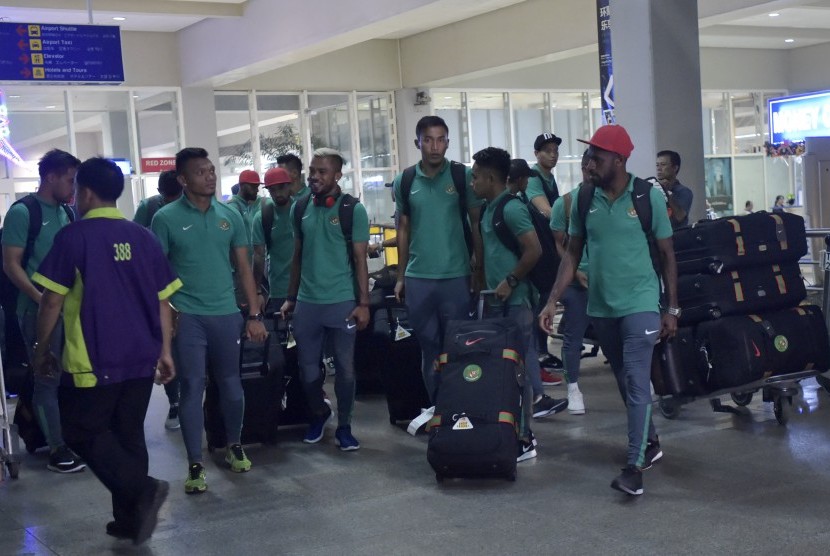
[506,274,519,288]
[666,306,682,318]
[247,313,263,321]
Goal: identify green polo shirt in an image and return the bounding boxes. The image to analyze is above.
[526,164,557,203]
[227,195,263,264]
[291,195,369,304]
[1,194,73,317]
[151,195,247,315]
[568,174,672,318]
[481,190,534,307]
[392,159,481,279]
[252,199,294,300]
[292,185,310,202]
[550,192,588,275]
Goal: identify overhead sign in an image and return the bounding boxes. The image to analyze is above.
[0,22,124,83]
[595,0,615,124]
[140,157,177,174]
[768,90,830,144]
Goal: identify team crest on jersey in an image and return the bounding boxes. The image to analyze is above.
[627,207,638,218]
[218,219,231,230]
[445,184,457,195]
[329,216,340,225]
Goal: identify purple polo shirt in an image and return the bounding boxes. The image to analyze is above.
[33,207,182,388]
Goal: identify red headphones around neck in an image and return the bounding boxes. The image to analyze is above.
[312,193,338,208]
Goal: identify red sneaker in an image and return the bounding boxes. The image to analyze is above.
[541,368,563,386]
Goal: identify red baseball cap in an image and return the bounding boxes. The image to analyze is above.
[263,167,292,187]
[238,169,262,185]
[578,125,635,159]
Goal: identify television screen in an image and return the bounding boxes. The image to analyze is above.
[768,90,830,145]
[108,158,132,176]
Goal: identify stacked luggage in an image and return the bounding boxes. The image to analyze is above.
[653,211,830,423]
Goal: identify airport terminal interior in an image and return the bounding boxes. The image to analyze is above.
[3,0,830,553]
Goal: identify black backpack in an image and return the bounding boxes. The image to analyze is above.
[576,177,663,288]
[489,194,560,295]
[292,193,358,268]
[143,195,165,226]
[538,173,560,207]
[261,202,276,251]
[399,161,472,255]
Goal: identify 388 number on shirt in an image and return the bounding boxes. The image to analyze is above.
[113,243,132,261]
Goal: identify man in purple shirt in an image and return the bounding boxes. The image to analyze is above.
[32,157,182,546]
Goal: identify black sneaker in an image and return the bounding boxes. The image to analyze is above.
[611,465,643,496]
[165,404,180,430]
[517,433,537,462]
[133,478,170,546]
[538,353,564,370]
[47,445,86,473]
[532,394,568,418]
[642,439,663,470]
[106,520,135,540]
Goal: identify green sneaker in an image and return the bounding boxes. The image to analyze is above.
[184,463,207,494]
[225,444,252,473]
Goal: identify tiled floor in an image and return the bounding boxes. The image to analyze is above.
[2,349,830,555]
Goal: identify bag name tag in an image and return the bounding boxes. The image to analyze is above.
[286,331,297,349]
[395,321,412,342]
[452,416,474,430]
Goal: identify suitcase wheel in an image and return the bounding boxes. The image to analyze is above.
[659,398,680,420]
[730,392,754,407]
[773,396,792,426]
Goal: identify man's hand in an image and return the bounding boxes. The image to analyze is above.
[494,280,512,301]
[245,319,268,342]
[394,280,405,303]
[538,301,559,335]
[660,313,678,339]
[33,349,59,378]
[348,305,370,331]
[280,300,295,321]
[155,353,176,385]
[367,243,381,257]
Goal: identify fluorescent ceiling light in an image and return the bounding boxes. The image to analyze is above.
[113,16,126,21]
[769,13,780,17]
[785,39,795,43]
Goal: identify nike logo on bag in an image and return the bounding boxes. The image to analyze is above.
[346,323,357,330]
[465,338,485,346]
[636,193,646,199]
[589,208,598,213]
[182,225,193,231]
[645,329,659,335]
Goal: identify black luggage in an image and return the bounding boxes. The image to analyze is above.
[651,328,706,397]
[274,316,315,428]
[13,371,47,454]
[427,312,524,482]
[673,211,807,274]
[677,262,806,325]
[204,319,284,450]
[696,305,830,391]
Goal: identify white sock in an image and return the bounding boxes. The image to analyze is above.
[568,382,580,394]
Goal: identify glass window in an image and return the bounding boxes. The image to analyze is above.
[3,88,70,179]
[765,156,791,210]
[356,94,393,170]
[135,89,180,159]
[552,92,590,163]
[467,92,507,155]
[511,92,546,161]
[434,92,466,163]
[361,170,396,226]
[308,93,352,169]
[702,92,731,156]
[731,93,764,154]
[215,92,253,198]
[71,90,132,168]
[256,93,302,170]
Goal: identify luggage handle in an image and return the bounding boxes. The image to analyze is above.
[477,290,510,320]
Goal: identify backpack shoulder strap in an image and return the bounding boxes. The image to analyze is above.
[562,191,573,232]
[261,201,275,251]
[339,193,358,269]
[631,178,653,237]
[491,194,522,259]
[576,183,595,239]
[399,166,417,216]
[293,194,311,242]
[18,195,43,269]
[449,161,474,255]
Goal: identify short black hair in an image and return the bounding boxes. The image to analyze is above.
[175,147,209,174]
[276,153,303,174]
[657,150,681,171]
[415,115,449,140]
[311,148,345,172]
[158,170,181,198]
[38,149,81,181]
[472,147,511,184]
[75,157,124,202]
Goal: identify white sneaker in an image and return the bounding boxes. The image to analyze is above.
[568,386,586,415]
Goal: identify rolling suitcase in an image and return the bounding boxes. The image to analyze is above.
[696,305,830,391]
[427,296,524,482]
[274,316,315,428]
[204,318,284,450]
[650,328,706,397]
[12,370,47,454]
[673,211,807,274]
[677,262,806,325]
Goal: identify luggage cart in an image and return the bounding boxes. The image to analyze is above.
[0,356,22,479]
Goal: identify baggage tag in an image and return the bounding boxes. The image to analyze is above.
[452,413,474,431]
[286,329,297,349]
[394,318,411,342]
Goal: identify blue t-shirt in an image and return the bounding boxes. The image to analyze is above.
[33,208,182,388]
